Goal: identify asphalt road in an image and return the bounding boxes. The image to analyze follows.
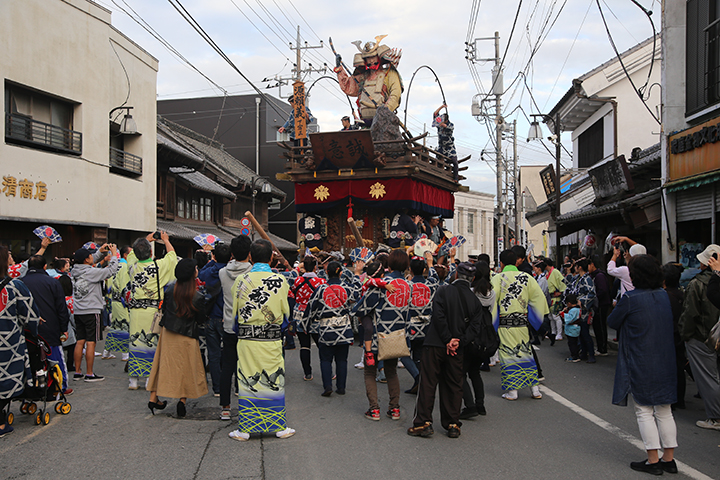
[1,337,718,480]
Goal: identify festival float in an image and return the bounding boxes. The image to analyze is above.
[278,35,468,254]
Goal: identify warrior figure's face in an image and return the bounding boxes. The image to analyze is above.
[365,56,380,70]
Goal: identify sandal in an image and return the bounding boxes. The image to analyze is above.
[228,429,250,441]
[276,427,296,439]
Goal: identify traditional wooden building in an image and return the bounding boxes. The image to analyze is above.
[156,116,296,258]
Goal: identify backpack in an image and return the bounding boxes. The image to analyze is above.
[454,284,500,360]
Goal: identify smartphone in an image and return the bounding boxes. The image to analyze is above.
[713,253,718,260]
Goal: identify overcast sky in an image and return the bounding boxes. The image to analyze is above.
[99,0,660,196]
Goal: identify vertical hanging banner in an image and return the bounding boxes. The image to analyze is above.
[293,81,307,140]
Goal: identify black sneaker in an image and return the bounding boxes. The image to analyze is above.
[459,407,478,419]
[447,424,461,438]
[630,460,663,476]
[84,374,105,383]
[73,373,84,381]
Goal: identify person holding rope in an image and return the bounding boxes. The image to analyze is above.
[432,104,459,182]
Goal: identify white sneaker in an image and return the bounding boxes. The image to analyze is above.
[531,385,542,399]
[276,427,295,439]
[128,377,138,390]
[398,362,405,369]
[94,351,102,357]
[229,429,250,441]
[696,419,720,431]
[101,351,116,360]
[354,361,364,369]
[144,377,150,389]
[555,334,563,341]
[121,353,129,361]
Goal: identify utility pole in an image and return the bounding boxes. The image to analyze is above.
[493,31,505,253]
[467,31,504,261]
[513,119,519,247]
[288,26,324,142]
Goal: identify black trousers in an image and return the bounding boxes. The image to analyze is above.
[297,331,319,376]
[462,348,485,409]
[593,305,610,354]
[219,331,238,407]
[413,345,464,430]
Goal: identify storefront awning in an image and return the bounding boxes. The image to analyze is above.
[557,187,661,224]
[665,170,720,193]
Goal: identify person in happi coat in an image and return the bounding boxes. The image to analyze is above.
[0,246,41,437]
[303,261,359,397]
[229,240,294,441]
[104,245,132,361]
[125,232,178,390]
[490,249,549,401]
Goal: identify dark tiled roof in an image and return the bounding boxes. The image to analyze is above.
[157,115,285,199]
[169,167,236,199]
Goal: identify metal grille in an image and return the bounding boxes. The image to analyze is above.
[109,147,142,175]
[5,112,82,154]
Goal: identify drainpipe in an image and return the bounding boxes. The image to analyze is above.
[572,79,618,159]
[255,97,261,176]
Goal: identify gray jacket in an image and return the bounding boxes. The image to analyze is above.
[71,252,119,315]
[219,260,252,334]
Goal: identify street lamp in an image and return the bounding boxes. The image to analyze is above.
[251,176,272,232]
[528,112,562,263]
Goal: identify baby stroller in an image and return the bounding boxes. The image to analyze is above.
[2,331,72,427]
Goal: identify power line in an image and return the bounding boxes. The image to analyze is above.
[595,0,660,124]
[166,0,288,118]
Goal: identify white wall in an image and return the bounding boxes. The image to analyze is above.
[0,0,158,232]
[453,190,495,260]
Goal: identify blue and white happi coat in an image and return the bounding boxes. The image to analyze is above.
[303,278,359,346]
[353,271,412,353]
[407,267,439,340]
[0,278,40,400]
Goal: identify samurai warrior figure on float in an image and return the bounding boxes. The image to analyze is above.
[333,35,403,127]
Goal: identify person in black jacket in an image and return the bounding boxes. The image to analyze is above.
[408,262,482,439]
[22,255,71,395]
[146,259,208,417]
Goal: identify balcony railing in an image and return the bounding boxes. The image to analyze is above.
[5,112,82,155]
[109,146,143,176]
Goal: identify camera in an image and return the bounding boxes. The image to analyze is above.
[152,231,162,240]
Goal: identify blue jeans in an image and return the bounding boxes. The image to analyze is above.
[318,343,349,391]
[399,356,420,379]
[205,317,224,394]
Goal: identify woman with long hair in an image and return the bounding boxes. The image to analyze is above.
[0,246,41,437]
[608,255,678,475]
[147,258,208,418]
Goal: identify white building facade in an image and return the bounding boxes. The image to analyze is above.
[449,190,494,261]
[1,0,158,258]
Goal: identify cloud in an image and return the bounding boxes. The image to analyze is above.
[106,0,657,197]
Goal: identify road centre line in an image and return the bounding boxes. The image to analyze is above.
[542,386,714,480]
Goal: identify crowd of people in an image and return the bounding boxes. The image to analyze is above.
[1,230,720,476]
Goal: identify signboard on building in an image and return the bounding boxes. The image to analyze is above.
[539,165,556,199]
[588,155,634,200]
[668,117,720,181]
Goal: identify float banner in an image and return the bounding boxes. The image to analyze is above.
[295,178,454,217]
